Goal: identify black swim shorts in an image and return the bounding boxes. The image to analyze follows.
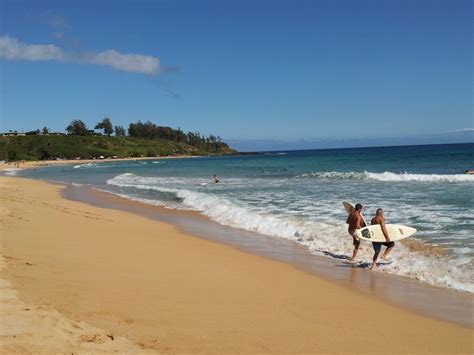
[349,230,360,247]
[372,241,395,253]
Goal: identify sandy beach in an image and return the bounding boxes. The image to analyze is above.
[0,176,472,353]
[0,155,198,172]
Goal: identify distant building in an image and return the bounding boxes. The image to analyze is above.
[1,130,66,136]
[2,131,25,137]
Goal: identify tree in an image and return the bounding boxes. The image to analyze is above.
[115,125,126,136]
[66,120,89,136]
[42,126,49,135]
[95,117,114,136]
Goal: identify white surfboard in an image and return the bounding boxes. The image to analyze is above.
[355,224,416,242]
[342,201,367,227]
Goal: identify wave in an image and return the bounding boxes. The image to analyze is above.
[296,171,474,182]
[73,163,97,169]
[3,168,23,176]
[106,173,473,293]
[296,172,365,180]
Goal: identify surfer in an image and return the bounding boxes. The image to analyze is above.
[346,203,364,262]
[213,174,220,183]
[370,208,395,270]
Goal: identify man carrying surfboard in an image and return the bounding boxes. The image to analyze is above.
[369,208,395,270]
[346,203,364,262]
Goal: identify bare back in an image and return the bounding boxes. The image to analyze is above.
[346,211,362,231]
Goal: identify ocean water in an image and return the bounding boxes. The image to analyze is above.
[18,143,474,293]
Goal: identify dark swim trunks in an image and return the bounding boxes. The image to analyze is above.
[349,229,360,247]
[372,241,395,253]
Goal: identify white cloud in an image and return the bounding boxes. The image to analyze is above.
[0,36,160,74]
[446,128,474,134]
[89,49,159,74]
[0,36,63,61]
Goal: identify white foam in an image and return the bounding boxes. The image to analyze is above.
[365,171,474,182]
[295,171,474,183]
[106,173,474,293]
[3,168,22,176]
[73,163,97,169]
[295,171,365,179]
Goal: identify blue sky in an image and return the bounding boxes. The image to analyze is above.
[1,0,472,150]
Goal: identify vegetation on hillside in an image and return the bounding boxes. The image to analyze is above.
[0,118,235,161]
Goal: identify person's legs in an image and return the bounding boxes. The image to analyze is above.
[350,236,360,262]
[381,242,395,260]
[370,242,381,270]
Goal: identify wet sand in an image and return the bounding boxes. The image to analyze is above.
[64,184,474,328]
[1,176,473,353]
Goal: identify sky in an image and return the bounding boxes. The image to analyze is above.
[0,0,472,151]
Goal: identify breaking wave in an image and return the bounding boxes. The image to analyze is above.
[73,163,98,169]
[296,171,474,182]
[3,168,22,176]
[106,173,473,293]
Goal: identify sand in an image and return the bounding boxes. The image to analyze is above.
[0,155,196,172]
[0,176,472,353]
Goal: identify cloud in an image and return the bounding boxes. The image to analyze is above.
[0,36,63,61]
[0,36,160,74]
[90,49,159,74]
[446,128,474,134]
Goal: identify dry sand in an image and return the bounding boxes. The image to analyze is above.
[0,176,472,353]
[0,255,151,354]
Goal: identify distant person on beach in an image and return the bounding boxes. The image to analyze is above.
[346,203,364,262]
[213,175,220,183]
[370,208,395,270]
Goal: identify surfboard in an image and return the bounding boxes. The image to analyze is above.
[355,224,416,242]
[342,201,367,227]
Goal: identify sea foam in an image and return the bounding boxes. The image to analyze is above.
[106,173,474,293]
[296,171,474,182]
[73,163,97,169]
[3,168,22,176]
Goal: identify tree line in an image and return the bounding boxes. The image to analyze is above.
[65,118,227,152]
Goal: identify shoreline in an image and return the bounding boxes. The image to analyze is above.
[0,155,203,173]
[63,183,473,328]
[1,176,472,353]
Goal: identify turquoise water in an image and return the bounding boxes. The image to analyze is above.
[14,143,474,292]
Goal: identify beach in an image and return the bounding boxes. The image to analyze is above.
[0,175,472,353]
[0,155,197,173]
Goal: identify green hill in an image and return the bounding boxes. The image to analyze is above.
[0,135,236,161]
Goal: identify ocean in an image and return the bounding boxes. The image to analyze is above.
[14,143,474,293]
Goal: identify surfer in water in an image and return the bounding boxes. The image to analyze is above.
[213,174,220,183]
[370,208,395,270]
[346,203,364,262]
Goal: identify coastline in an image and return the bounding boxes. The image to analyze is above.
[1,176,472,353]
[0,155,201,172]
[63,184,474,328]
